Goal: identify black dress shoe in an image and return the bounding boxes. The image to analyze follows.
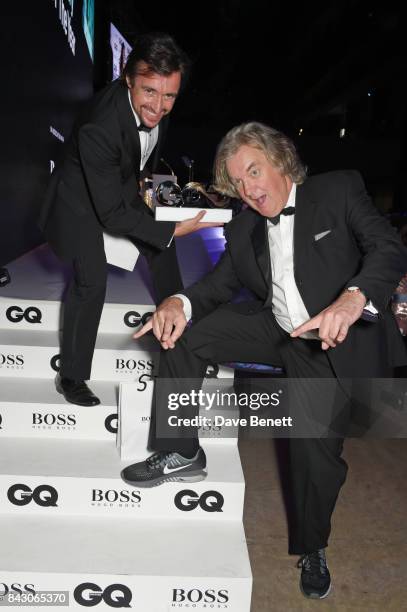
[55,374,101,406]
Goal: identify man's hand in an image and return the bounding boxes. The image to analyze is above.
[174,211,223,237]
[133,296,187,349]
[291,290,367,350]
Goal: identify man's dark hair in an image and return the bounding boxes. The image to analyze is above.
[123,32,189,82]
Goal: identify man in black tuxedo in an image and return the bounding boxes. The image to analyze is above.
[122,122,407,599]
[39,33,215,406]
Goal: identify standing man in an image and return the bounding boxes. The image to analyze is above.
[39,32,215,406]
[122,122,407,599]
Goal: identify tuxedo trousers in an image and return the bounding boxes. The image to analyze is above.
[59,230,183,380]
[149,303,351,555]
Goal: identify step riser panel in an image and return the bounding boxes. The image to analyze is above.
[0,476,244,521]
[0,298,155,335]
[0,572,252,611]
[0,345,158,381]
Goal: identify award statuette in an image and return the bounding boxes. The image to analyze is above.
[154,181,235,223]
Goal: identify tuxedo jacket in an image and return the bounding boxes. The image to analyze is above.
[38,79,175,259]
[183,170,407,377]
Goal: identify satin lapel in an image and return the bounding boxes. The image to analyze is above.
[251,215,271,289]
[293,181,318,273]
[115,82,141,175]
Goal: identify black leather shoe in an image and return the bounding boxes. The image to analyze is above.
[55,374,101,406]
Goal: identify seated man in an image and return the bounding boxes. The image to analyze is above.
[121,122,407,599]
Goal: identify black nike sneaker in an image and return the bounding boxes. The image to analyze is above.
[121,448,207,488]
[297,548,332,599]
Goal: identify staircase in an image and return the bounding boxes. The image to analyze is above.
[0,247,252,611]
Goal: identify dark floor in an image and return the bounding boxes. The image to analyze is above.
[239,438,407,612]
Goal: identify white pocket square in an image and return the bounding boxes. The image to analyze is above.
[314,230,331,241]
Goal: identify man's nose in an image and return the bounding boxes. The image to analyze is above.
[151,96,163,114]
[242,180,253,199]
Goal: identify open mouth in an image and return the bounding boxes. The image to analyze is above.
[254,195,266,208]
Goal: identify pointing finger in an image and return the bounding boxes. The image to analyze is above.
[133,319,153,339]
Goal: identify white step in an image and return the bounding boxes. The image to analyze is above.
[0,296,155,334]
[0,377,237,447]
[0,377,118,440]
[0,328,158,380]
[0,514,252,611]
[0,438,245,520]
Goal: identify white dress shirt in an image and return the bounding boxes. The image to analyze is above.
[266,184,313,335]
[127,89,176,247]
[127,90,159,170]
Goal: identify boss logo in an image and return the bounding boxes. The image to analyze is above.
[7,484,58,507]
[50,354,61,372]
[123,311,153,328]
[174,490,224,513]
[91,489,141,504]
[0,354,24,367]
[74,583,132,608]
[32,413,76,426]
[115,358,153,372]
[0,584,36,597]
[105,413,118,434]
[172,588,229,604]
[6,306,42,324]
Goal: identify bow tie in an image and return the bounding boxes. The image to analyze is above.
[268,206,295,225]
[138,123,152,133]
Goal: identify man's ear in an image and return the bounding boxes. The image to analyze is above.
[125,75,132,89]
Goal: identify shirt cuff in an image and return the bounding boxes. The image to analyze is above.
[361,300,379,322]
[167,233,174,247]
[172,293,192,321]
[364,300,378,314]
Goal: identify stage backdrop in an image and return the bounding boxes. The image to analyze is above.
[0,1,94,267]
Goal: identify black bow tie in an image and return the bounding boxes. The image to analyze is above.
[138,123,152,133]
[268,206,295,225]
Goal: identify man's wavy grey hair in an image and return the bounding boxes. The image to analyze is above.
[214,122,307,198]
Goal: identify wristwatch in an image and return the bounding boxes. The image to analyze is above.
[346,286,368,301]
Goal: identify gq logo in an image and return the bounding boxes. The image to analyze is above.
[105,413,118,434]
[74,583,132,608]
[7,484,58,507]
[123,311,153,328]
[50,354,61,372]
[6,306,42,324]
[174,490,224,513]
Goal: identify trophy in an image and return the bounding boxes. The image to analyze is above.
[154,179,236,223]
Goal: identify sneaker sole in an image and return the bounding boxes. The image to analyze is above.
[121,469,208,488]
[300,580,332,600]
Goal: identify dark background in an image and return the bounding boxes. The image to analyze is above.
[1,0,405,267]
[0,1,94,266]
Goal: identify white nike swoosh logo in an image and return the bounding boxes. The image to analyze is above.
[163,463,192,474]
